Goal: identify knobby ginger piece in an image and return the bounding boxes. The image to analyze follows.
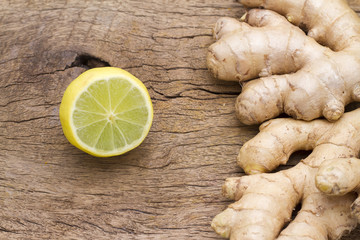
[213,109,360,240]
[207,0,360,124]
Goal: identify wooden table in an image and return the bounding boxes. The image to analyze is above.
[1,0,360,239]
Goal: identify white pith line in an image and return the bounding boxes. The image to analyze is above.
[114,116,145,127]
[113,122,128,145]
[92,121,110,147]
[106,80,116,149]
[87,89,109,114]
[107,79,112,113]
[109,121,115,149]
[114,106,145,116]
[76,118,107,130]
[75,109,108,116]
[112,86,134,113]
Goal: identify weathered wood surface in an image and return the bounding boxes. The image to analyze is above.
[1,0,360,239]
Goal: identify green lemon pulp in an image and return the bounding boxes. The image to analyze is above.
[72,77,150,153]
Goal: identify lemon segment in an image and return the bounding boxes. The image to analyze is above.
[59,67,153,157]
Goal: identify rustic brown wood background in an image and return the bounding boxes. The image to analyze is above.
[2,0,360,239]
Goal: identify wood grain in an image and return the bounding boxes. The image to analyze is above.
[1,0,360,239]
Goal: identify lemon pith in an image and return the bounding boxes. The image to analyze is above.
[59,67,153,157]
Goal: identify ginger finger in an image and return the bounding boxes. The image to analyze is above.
[240,107,360,174]
[234,76,289,125]
[234,69,345,124]
[221,177,251,200]
[239,0,360,51]
[315,158,360,223]
[316,158,360,196]
[277,191,356,240]
[207,9,308,82]
[213,17,246,40]
[214,162,357,240]
[213,170,301,239]
[238,118,331,174]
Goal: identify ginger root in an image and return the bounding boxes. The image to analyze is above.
[213,109,360,239]
[207,0,360,125]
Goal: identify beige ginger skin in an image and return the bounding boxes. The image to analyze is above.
[213,109,360,240]
[207,0,360,125]
[209,0,360,239]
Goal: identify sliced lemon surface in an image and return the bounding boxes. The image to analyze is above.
[60,67,153,157]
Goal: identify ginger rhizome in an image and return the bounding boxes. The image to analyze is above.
[207,0,360,125]
[213,109,360,240]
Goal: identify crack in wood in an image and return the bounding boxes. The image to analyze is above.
[69,53,111,70]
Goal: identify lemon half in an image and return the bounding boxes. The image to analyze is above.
[60,67,153,157]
